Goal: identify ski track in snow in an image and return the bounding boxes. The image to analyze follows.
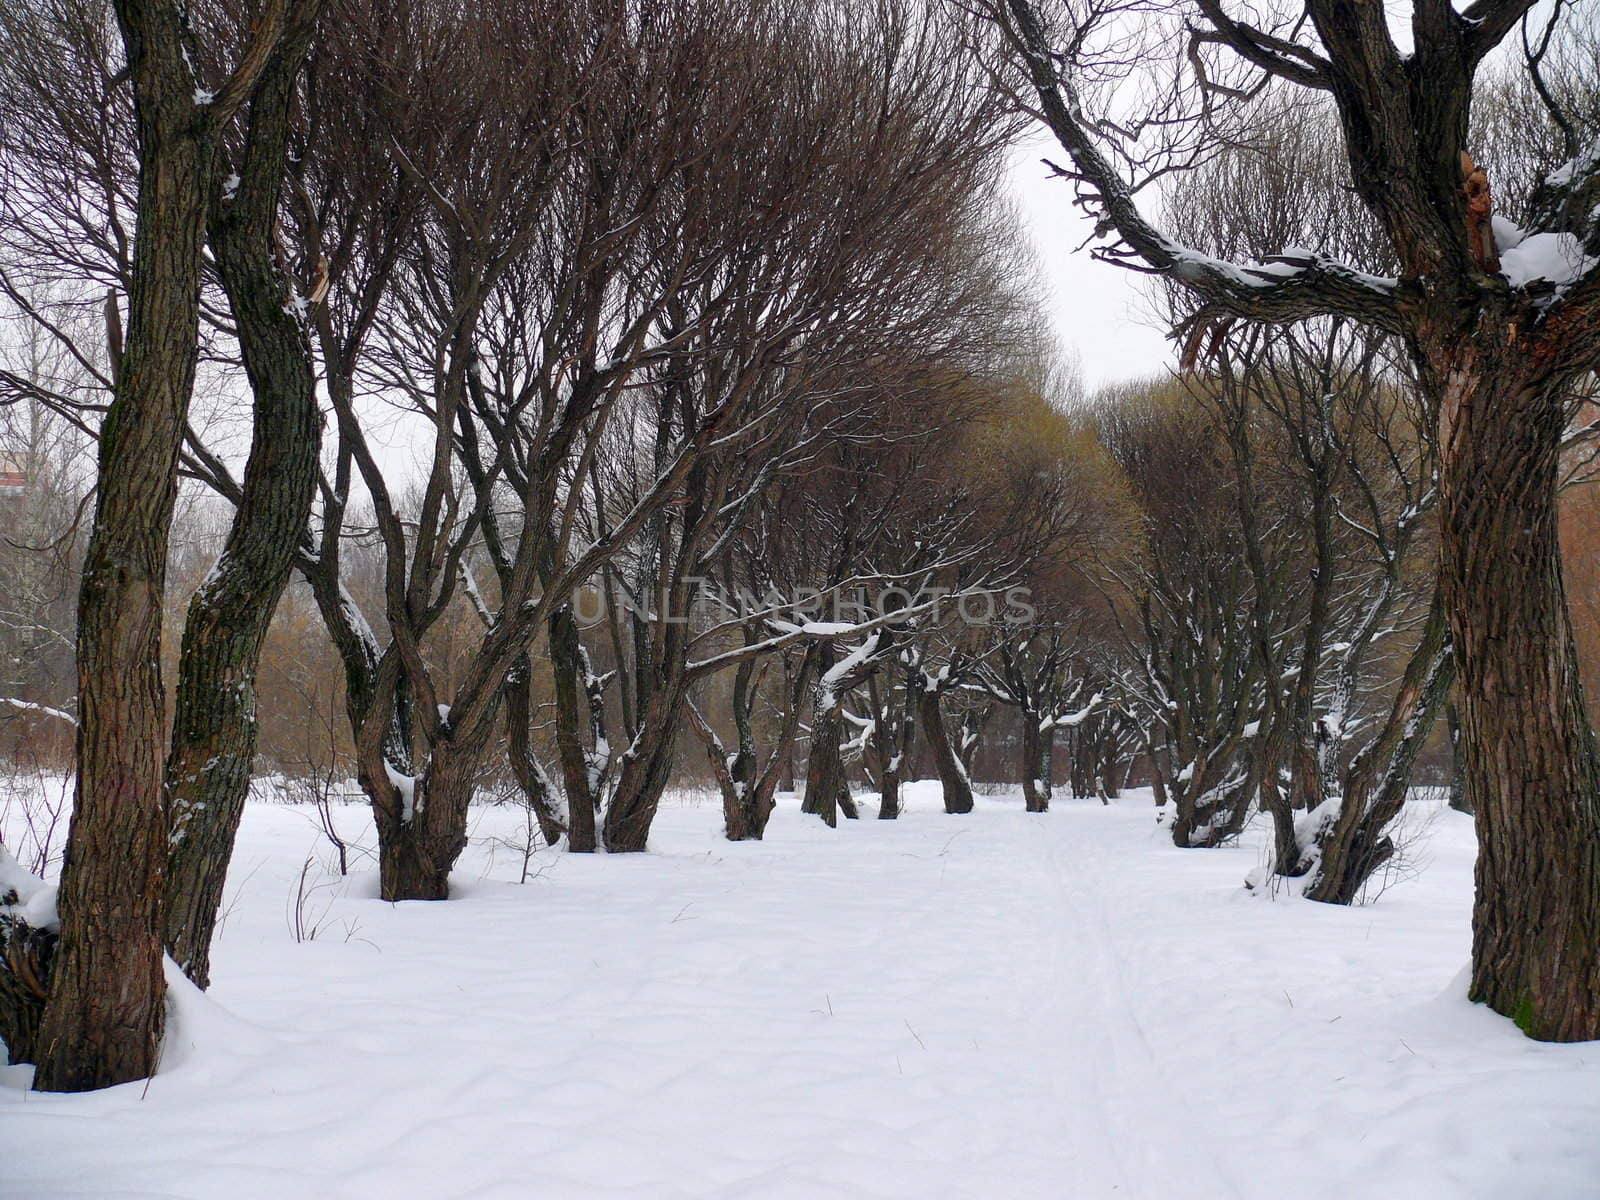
[2,784,1598,1199]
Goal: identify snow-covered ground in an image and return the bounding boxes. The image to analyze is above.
[3,783,1598,1199]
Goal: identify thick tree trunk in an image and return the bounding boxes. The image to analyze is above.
[164,47,320,989]
[31,1,220,1091]
[1021,713,1052,813]
[377,827,450,901]
[918,685,973,814]
[1435,351,1600,1041]
[372,742,481,901]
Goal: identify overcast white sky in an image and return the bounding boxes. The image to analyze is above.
[1007,136,1173,392]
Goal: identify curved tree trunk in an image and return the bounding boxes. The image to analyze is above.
[1435,355,1600,1041]
[602,686,684,852]
[164,44,321,989]
[1303,591,1454,905]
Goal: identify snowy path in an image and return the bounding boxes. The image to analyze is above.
[3,786,1599,1199]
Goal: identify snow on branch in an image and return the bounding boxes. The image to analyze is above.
[0,697,75,728]
[1043,692,1102,732]
[999,0,1405,333]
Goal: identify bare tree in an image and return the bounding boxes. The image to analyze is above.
[1096,382,1266,846]
[15,0,320,1091]
[987,0,1600,1038]
[162,0,324,989]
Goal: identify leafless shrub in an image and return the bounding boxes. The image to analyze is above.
[0,759,68,878]
[286,856,365,946]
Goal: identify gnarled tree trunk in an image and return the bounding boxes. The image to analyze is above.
[1433,346,1600,1041]
[371,738,483,901]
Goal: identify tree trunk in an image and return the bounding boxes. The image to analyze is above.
[876,765,901,820]
[957,704,987,778]
[777,655,799,794]
[918,685,973,814]
[713,649,814,840]
[1168,760,1256,850]
[1021,712,1052,813]
[1435,351,1600,1041]
[1304,592,1453,905]
[869,664,914,819]
[602,689,682,852]
[549,605,597,853]
[837,785,859,820]
[164,44,321,990]
[31,1,221,1091]
[803,691,846,828]
[372,742,481,901]
[504,655,568,847]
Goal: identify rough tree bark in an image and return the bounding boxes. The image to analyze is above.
[164,25,322,989]
[802,695,849,828]
[370,733,485,901]
[0,910,51,1066]
[33,0,218,1092]
[801,639,855,828]
[1432,341,1600,1040]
